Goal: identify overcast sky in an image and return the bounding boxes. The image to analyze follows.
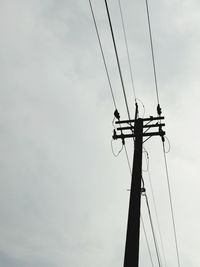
[0,0,200,266]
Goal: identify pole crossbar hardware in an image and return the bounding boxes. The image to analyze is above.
[115,116,164,124]
[113,117,165,141]
[113,131,165,139]
[117,123,165,131]
[112,116,165,267]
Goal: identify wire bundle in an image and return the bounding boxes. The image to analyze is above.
[88,0,181,266]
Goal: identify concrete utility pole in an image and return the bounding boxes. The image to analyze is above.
[113,116,165,267]
[124,118,143,266]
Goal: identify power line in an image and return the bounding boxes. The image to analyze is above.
[143,149,167,267]
[124,144,132,174]
[144,0,160,108]
[117,0,137,102]
[88,0,117,109]
[89,0,135,200]
[144,2,179,264]
[147,169,167,267]
[104,0,131,120]
[141,216,155,267]
[162,142,181,267]
[163,136,171,153]
[144,193,163,267]
[89,0,135,178]
[90,3,176,267]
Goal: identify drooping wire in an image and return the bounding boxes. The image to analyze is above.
[124,145,132,174]
[142,148,149,172]
[145,0,161,113]
[141,215,155,267]
[143,193,163,267]
[136,98,146,118]
[117,0,137,102]
[104,0,131,120]
[163,136,171,153]
[89,0,117,109]
[144,149,168,267]
[162,141,181,267]
[111,138,124,157]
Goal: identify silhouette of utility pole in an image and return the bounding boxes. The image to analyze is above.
[113,115,165,267]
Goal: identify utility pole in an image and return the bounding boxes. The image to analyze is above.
[113,115,165,267]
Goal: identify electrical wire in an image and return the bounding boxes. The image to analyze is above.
[145,0,160,107]
[143,9,174,264]
[141,215,155,267]
[89,0,117,109]
[163,136,171,153]
[111,138,124,157]
[144,193,163,267]
[162,142,181,267]
[136,98,146,118]
[124,144,132,174]
[89,0,135,171]
[142,148,149,172]
[117,0,137,102]
[104,0,131,120]
[144,150,168,267]
[89,0,136,190]
[139,7,169,259]
[90,3,169,266]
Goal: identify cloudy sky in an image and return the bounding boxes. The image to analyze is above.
[0,0,200,266]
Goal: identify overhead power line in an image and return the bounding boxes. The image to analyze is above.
[145,0,160,109]
[104,0,131,120]
[89,0,135,170]
[148,169,167,267]
[144,149,167,267]
[117,0,137,102]
[88,0,117,109]
[162,142,181,267]
[124,144,132,173]
[144,193,163,267]
[90,2,179,267]
[141,216,155,267]
[89,0,134,187]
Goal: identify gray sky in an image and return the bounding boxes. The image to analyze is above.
[0,0,200,266]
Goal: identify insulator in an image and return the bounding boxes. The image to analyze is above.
[114,109,120,120]
[157,104,162,116]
